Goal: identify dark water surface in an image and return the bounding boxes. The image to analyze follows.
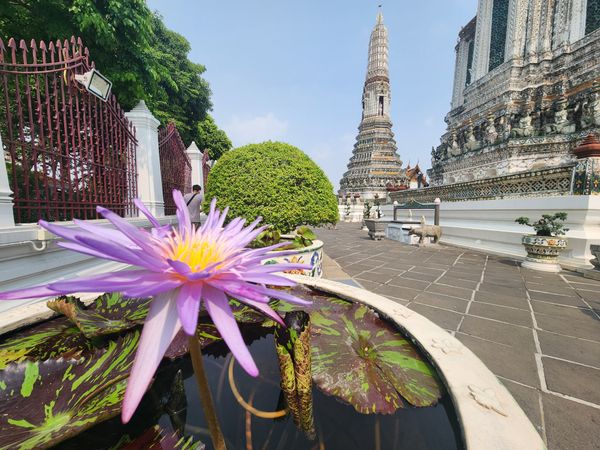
[57,333,463,450]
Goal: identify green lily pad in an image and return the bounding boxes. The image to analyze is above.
[47,293,152,338]
[163,322,222,361]
[0,317,93,369]
[0,331,140,449]
[310,301,442,413]
[112,424,204,450]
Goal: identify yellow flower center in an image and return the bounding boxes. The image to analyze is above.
[164,231,224,272]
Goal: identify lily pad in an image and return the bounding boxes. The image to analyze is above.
[0,317,92,369]
[310,301,442,413]
[47,293,152,338]
[163,322,222,360]
[112,424,204,450]
[0,331,140,449]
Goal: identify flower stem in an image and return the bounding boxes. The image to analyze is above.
[189,336,227,450]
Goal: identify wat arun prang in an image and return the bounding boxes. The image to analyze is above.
[338,12,406,201]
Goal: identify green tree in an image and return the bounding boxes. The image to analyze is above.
[0,0,211,144]
[196,115,232,160]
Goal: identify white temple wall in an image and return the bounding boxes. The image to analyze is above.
[458,0,596,88]
[451,39,470,109]
[435,195,600,269]
[0,216,178,315]
[471,0,494,82]
[570,0,589,44]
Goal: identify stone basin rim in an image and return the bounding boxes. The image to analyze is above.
[267,239,324,255]
[287,274,545,450]
[0,275,545,450]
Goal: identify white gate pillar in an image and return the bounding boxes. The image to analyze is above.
[125,100,165,217]
[185,141,204,189]
[0,132,15,228]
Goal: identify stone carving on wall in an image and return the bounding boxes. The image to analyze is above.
[484,113,498,145]
[449,131,461,156]
[590,82,600,127]
[464,122,480,151]
[428,3,600,188]
[545,98,576,134]
[511,110,534,138]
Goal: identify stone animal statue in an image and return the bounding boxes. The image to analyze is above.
[408,217,442,244]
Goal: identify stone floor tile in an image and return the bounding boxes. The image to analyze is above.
[477,283,527,297]
[354,279,381,292]
[576,289,600,304]
[388,276,430,291]
[543,357,600,405]
[542,393,600,450]
[443,270,483,282]
[535,313,600,342]
[458,316,536,351]
[358,271,395,284]
[413,292,469,313]
[373,284,421,301]
[416,262,451,270]
[426,283,473,300]
[567,281,600,291]
[435,276,479,290]
[455,333,540,388]
[538,330,600,368]
[499,379,544,436]
[473,290,530,310]
[372,267,407,275]
[407,303,463,330]
[531,300,598,318]
[361,258,388,266]
[402,270,441,282]
[482,275,525,288]
[468,302,533,327]
[383,263,418,272]
[526,278,573,288]
[528,290,585,306]
[343,264,372,276]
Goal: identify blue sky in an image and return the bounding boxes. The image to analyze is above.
[147,0,477,190]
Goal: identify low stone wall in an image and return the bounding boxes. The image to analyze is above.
[0,215,178,314]
[389,165,574,204]
[435,195,600,269]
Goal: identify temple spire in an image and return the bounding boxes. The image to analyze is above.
[338,12,405,200]
[366,11,389,83]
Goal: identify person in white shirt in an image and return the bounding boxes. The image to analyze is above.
[183,185,204,228]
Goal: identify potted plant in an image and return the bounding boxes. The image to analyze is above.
[204,141,339,277]
[364,194,387,240]
[515,212,569,272]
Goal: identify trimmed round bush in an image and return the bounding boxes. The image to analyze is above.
[204,141,338,233]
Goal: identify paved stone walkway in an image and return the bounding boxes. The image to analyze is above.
[317,223,600,450]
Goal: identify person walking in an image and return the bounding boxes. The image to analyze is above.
[183,184,204,228]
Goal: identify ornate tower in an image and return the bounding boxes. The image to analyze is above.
[339,12,406,200]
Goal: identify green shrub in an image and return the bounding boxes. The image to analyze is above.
[515,212,569,236]
[204,141,338,233]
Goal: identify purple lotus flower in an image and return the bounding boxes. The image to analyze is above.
[0,191,311,423]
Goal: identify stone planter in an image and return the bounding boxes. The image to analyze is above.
[0,275,544,450]
[261,239,324,278]
[521,234,568,273]
[590,244,600,270]
[364,219,387,240]
[289,276,545,450]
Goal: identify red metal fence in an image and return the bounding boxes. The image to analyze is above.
[158,122,191,215]
[0,37,137,223]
